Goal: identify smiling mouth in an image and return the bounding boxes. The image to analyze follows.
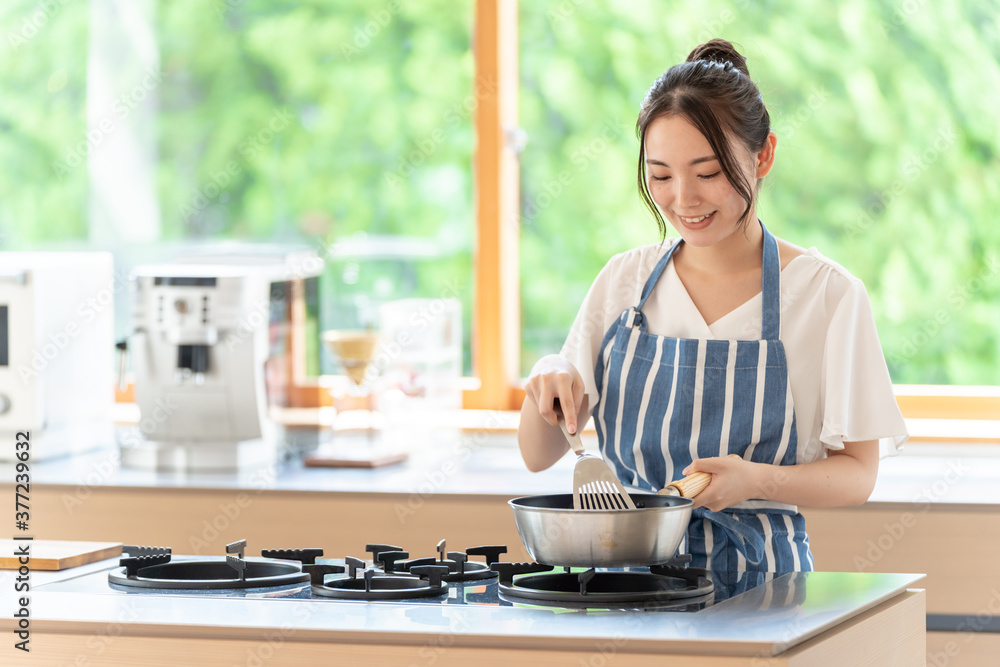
[678,212,715,224]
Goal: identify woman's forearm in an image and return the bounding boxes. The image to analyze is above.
[517,393,572,472]
[517,354,590,473]
[684,440,880,511]
[749,440,880,508]
[517,393,592,473]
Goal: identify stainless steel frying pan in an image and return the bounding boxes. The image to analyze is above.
[509,458,737,567]
[508,492,692,567]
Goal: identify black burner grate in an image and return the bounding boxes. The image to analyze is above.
[368,540,506,582]
[491,558,713,607]
[306,561,450,600]
[109,540,310,590]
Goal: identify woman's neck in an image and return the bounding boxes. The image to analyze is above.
[676,220,764,275]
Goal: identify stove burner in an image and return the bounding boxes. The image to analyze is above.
[261,548,325,565]
[491,559,714,607]
[306,560,450,600]
[109,540,310,590]
[367,540,506,582]
[107,538,510,599]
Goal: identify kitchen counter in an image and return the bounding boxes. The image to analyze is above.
[9,420,1000,505]
[15,425,576,497]
[3,418,998,663]
[0,557,925,666]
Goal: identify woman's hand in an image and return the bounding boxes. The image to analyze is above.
[518,355,588,473]
[523,355,587,434]
[682,456,758,512]
[682,441,880,511]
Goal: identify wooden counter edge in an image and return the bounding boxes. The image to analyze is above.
[5,589,924,667]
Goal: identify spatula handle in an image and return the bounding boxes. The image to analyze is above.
[557,416,586,456]
[660,454,741,498]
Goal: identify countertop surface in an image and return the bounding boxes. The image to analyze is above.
[0,556,924,656]
[5,417,1000,508]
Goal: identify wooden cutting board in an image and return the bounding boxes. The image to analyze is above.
[0,540,122,571]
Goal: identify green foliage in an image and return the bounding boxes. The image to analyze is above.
[519,0,1000,384]
[0,0,476,372]
[1,0,997,384]
[0,1,89,247]
[156,0,476,370]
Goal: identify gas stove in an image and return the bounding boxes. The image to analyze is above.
[38,537,768,612]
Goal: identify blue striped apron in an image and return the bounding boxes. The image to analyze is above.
[593,222,813,574]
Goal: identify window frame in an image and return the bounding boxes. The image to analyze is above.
[105,0,997,438]
[465,0,999,442]
[462,0,521,411]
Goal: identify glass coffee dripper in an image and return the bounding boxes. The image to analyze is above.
[321,328,382,438]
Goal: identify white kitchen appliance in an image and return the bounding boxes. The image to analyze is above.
[122,255,322,471]
[0,252,115,461]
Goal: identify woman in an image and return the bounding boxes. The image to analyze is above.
[517,39,908,574]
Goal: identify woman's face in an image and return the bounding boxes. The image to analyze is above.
[644,114,766,248]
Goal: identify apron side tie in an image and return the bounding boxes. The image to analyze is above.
[692,507,766,565]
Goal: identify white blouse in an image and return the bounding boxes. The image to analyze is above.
[560,240,909,463]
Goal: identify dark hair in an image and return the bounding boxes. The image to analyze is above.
[636,39,771,240]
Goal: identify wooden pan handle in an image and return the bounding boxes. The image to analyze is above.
[659,454,742,498]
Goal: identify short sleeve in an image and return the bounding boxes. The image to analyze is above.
[559,265,617,412]
[557,248,658,413]
[819,279,909,458]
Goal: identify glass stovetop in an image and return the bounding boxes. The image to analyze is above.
[37,558,778,613]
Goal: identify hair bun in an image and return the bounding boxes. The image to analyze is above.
[686,39,750,77]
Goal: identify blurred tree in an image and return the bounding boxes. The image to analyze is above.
[155,0,475,371]
[1,0,996,385]
[518,0,1000,385]
[0,1,89,247]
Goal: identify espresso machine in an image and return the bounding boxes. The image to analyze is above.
[121,252,322,471]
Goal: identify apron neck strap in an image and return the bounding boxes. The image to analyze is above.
[636,239,682,312]
[633,220,782,340]
[760,221,781,340]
